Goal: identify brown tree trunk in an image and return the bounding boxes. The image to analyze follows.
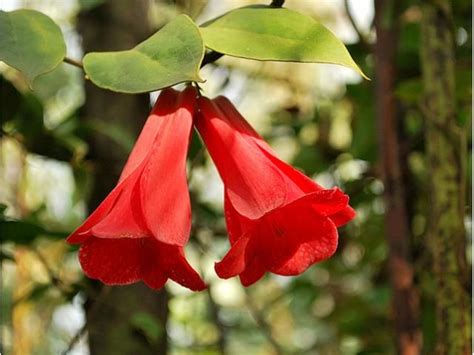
[78,1,169,354]
[374,1,421,354]
[420,1,471,354]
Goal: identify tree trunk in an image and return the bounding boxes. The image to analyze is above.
[78,1,169,354]
[374,1,422,354]
[420,1,471,354]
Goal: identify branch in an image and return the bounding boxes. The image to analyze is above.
[63,57,84,70]
[62,286,112,354]
[343,0,371,52]
[201,51,224,68]
[270,0,285,7]
[245,292,285,355]
[34,249,71,294]
[207,288,228,354]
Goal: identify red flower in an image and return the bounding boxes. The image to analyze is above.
[67,87,206,291]
[195,96,355,286]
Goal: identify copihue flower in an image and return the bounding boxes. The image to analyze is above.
[67,87,206,291]
[195,95,355,286]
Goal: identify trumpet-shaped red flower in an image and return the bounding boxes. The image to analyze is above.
[67,87,205,291]
[195,96,355,286]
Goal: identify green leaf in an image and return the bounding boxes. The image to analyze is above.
[79,0,106,11]
[0,219,68,245]
[0,9,66,86]
[200,6,368,79]
[83,15,204,93]
[130,312,164,345]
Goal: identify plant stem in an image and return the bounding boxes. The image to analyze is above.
[201,51,224,68]
[245,291,285,355]
[63,57,84,69]
[270,0,285,7]
[343,0,371,51]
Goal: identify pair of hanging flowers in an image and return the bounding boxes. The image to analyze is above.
[67,86,355,291]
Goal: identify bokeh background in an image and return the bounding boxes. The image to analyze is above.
[0,0,471,354]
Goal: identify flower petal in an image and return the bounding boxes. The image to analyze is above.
[196,97,287,219]
[160,245,207,291]
[329,206,356,227]
[79,237,205,291]
[224,191,253,245]
[306,188,350,216]
[215,236,249,279]
[79,237,144,285]
[66,177,127,244]
[271,217,338,275]
[91,166,148,239]
[239,257,266,287]
[246,199,338,277]
[140,87,196,246]
[118,88,179,183]
[256,145,324,195]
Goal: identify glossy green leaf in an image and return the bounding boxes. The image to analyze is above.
[83,15,204,93]
[0,9,66,85]
[200,6,368,79]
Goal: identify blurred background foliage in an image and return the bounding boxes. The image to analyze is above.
[0,0,471,354]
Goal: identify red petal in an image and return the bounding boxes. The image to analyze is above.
[239,257,266,287]
[215,96,316,197]
[271,218,338,275]
[91,166,148,239]
[140,87,196,246]
[256,145,324,195]
[196,97,287,219]
[79,237,144,285]
[329,206,356,227]
[213,96,262,140]
[215,236,249,279]
[224,192,253,245]
[79,237,205,291]
[306,188,350,216]
[118,89,179,183]
[66,178,126,244]
[160,245,207,291]
[246,198,338,277]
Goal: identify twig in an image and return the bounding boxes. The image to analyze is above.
[63,57,84,70]
[12,248,71,307]
[343,0,371,52]
[194,235,228,354]
[270,0,285,7]
[245,291,285,355]
[33,249,71,293]
[62,286,112,354]
[207,288,228,355]
[201,51,224,68]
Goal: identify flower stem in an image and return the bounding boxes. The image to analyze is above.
[270,0,285,7]
[63,57,84,70]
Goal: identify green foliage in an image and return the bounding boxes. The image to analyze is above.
[130,312,164,345]
[0,219,67,245]
[200,6,367,79]
[0,9,66,86]
[83,15,205,93]
[1,76,86,161]
[79,0,106,11]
